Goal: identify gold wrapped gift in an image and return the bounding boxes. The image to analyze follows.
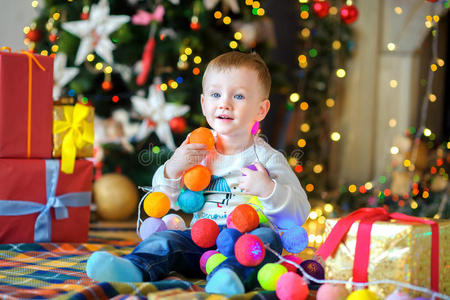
[53,103,94,173]
[323,218,450,298]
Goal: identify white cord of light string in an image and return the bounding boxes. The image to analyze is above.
[136,186,154,237]
[264,246,450,300]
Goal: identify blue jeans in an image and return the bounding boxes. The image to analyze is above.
[124,228,278,291]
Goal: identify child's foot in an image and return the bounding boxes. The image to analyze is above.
[86,251,143,282]
[205,268,245,296]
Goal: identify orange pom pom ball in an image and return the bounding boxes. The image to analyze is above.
[189,127,215,150]
[143,192,171,218]
[183,165,211,191]
[232,204,260,233]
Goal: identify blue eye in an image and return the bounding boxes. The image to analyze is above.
[234,94,244,100]
[211,92,221,98]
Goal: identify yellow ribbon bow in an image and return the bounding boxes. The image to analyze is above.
[53,103,94,174]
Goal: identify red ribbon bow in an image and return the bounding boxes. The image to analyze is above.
[316,207,439,292]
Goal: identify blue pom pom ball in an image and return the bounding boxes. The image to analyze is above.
[177,190,205,213]
[281,225,308,253]
[216,228,242,257]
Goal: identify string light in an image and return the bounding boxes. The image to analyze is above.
[229,41,238,49]
[336,68,346,78]
[104,66,113,74]
[364,182,373,190]
[330,132,341,141]
[389,118,397,127]
[326,98,335,107]
[288,157,298,166]
[389,80,398,88]
[290,92,300,102]
[348,185,357,193]
[95,62,103,70]
[313,164,323,174]
[193,56,202,64]
[301,28,310,38]
[299,101,308,111]
[214,11,222,19]
[300,123,310,132]
[31,1,39,8]
[332,40,341,50]
[423,128,432,136]
[297,139,306,148]
[387,43,396,51]
[51,45,59,52]
[184,47,192,55]
[305,184,314,192]
[180,54,188,61]
[234,32,242,40]
[390,146,399,155]
[436,58,445,67]
[86,54,95,62]
[192,67,200,75]
[300,11,309,19]
[252,1,260,8]
[430,64,437,71]
[160,83,168,91]
[223,16,231,25]
[329,6,338,15]
[394,6,402,14]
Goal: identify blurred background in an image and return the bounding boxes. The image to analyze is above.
[1,0,448,245]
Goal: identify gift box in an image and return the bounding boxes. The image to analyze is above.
[317,208,450,298]
[0,158,93,243]
[0,50,53,158]
[53,103,94,174]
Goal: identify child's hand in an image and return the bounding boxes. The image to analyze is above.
[239,162,275,198]
[164,137,209,179]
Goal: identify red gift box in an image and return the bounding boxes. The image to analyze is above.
[0,50,53,158]
[0,158,93,243]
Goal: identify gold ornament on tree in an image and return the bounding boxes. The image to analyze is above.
[93,173,138,221]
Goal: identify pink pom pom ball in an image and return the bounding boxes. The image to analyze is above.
[316,283,349,300]
[139,217,167,240]
[234,234,265,266]
[226,212,237,229]
[199,250,219,274]
[386,291,414,300]
[281,255,303,273]
[191,218,220,248]
[276,272,309,300]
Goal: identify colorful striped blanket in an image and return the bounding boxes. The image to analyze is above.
[0,223,290,299]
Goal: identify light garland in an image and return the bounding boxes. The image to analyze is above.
[265,246,450,300]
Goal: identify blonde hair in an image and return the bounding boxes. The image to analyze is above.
[202,51,271,99]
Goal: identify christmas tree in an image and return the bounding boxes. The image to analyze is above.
[27,0,281,185]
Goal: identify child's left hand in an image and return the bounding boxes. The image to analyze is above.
[239,162,275,198]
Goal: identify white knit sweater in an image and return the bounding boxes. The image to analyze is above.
[152,135,310,230]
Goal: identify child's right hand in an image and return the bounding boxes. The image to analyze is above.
[164,137,209,179]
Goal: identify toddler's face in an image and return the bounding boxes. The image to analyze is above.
[201,67,269,138]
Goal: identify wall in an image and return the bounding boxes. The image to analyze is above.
[339,0,446,184]
[0,1,37,50]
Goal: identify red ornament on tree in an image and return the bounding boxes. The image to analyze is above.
[169,117,187,134]
[312,0,330,18]
[102,81,113,91]
[80,12,90,20]
[26,29,42,42]
[340,4,358,24]
[48,34,58,43]
[190,16,201,31]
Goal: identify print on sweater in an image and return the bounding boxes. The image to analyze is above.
[203,175,234,206]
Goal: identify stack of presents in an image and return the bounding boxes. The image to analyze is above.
[0,49,94,244]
